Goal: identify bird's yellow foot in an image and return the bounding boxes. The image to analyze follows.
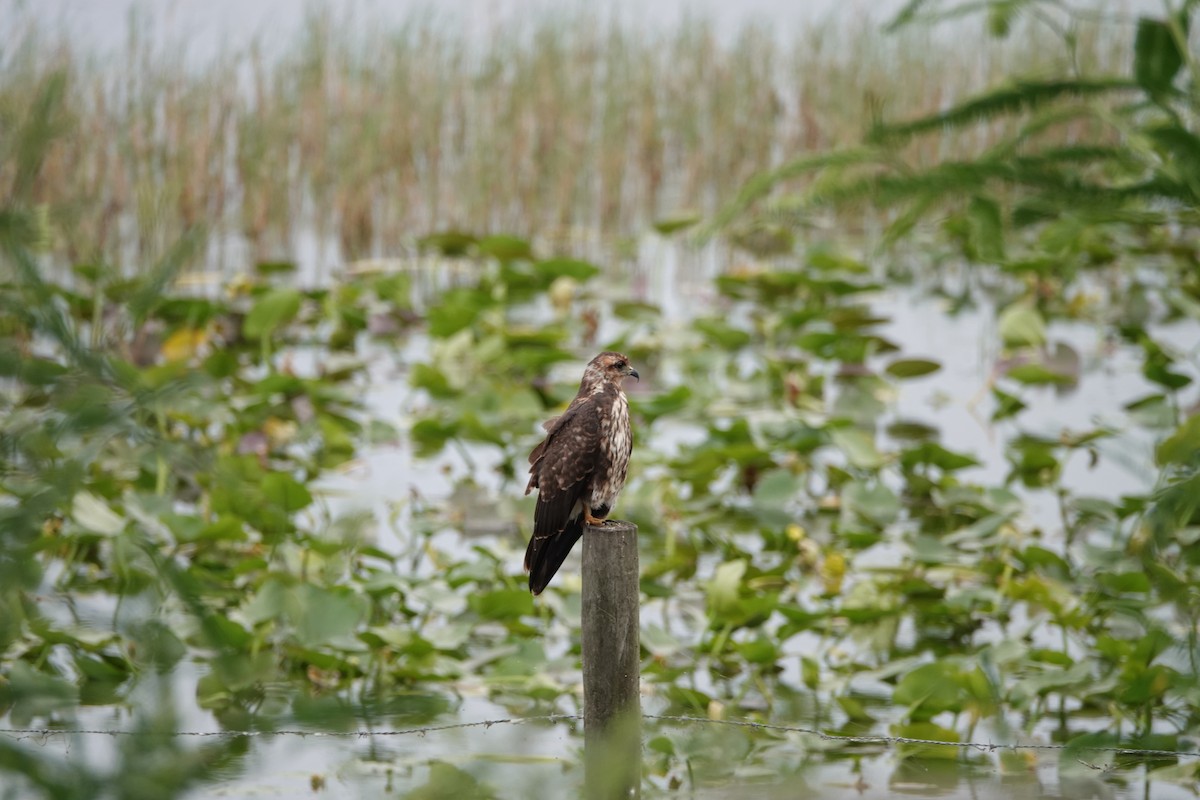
[584,511,607,526]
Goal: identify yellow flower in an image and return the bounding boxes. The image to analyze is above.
[161,327,209,362]
[821,551,847,595]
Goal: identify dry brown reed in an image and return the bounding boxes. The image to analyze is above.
[1,5,1131,275]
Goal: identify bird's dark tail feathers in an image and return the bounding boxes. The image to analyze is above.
[526,516,585,595]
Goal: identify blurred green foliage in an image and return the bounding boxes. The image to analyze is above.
[2,1,1200,798]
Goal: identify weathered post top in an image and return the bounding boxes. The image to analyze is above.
[581,519,640,800]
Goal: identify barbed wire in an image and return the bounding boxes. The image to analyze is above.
[2,714,1197,761]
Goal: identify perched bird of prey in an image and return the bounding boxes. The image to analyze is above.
[524,352,638,595]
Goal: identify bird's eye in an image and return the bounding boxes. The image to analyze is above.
[614,360,626,369]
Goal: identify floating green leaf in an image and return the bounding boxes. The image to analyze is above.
[469,589,535,620]
[831,427,885,469]
[694,318,751,350]
[535,258,601,281]
[843,481,901,526]
[997,301,1046,348]
[885,358,941,379]
[418,230,478,256]
[0,662,80,725]
[893,722,961,760]
[478,235,533,261]
[894,661,965,720]
[753,469,802,509]
[1005,363,1073,385]
[255,260,296,276]
[992,387,1027,420]
[243,288,302,340]
[706,560,747,617]
[653,212,702,236]
[261,472,313,513]
[426,288,490,338]
[632,385,692,424]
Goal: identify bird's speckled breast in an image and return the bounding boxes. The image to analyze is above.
[591,389,631,510]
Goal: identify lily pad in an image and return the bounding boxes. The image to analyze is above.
[885,358,941,379]
[244,287,302,340]
[997,301,1046,348]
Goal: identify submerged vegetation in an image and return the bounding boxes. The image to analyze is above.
[2,0,1200,797]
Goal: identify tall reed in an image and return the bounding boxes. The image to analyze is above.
[1,5,1132,276]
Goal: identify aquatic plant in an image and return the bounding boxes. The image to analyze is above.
[3,1,1200,797]
[2,5,1132,278]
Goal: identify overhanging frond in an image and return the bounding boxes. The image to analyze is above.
[869,78,1137,144]
[129,227,206,328]
[709,148,887,233]
[885,0,995,32]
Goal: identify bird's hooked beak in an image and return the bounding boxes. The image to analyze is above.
[626,365,640,382]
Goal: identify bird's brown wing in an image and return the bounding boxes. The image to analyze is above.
[524,398,600,594]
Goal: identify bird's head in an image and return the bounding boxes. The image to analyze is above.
[582,351,639,390]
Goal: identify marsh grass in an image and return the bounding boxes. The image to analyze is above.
[3,5,1133,277]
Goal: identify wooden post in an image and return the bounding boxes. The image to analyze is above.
[581,519,640,800]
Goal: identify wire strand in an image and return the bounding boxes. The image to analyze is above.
[2,713,1197,761]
